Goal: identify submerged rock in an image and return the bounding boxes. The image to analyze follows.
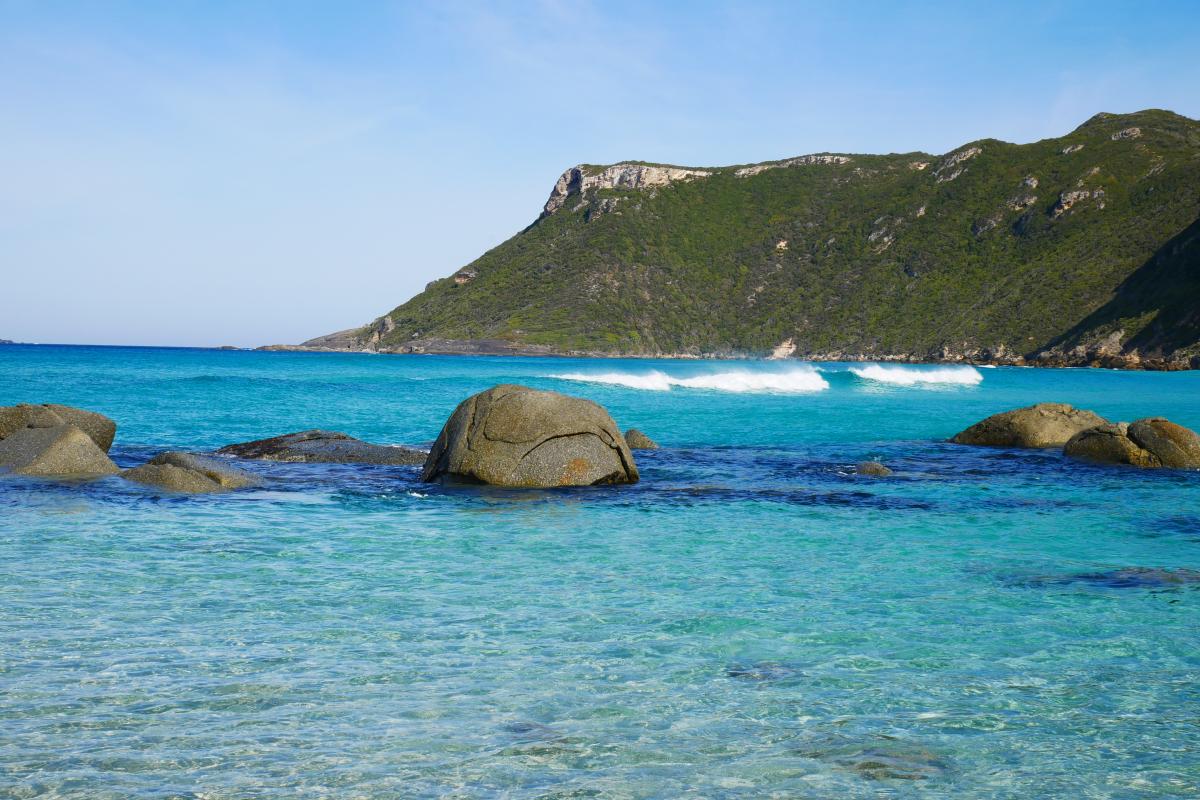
[0,403,116,451]
[0,424,119,477]
[1064,417,1200,468]
[795,735,949,781]
[123,451,261,493]
[500,721,564,742]
[1013,567,1200,590]
[422,384,638,487]
[951,402,1107,448]
[624,428,659,449]
[855,461,892,477]
[216,429,426,465]
[726,661,804,682]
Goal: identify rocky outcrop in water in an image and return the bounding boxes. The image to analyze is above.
[0,403,119,477]
[855,461,892,477]
[1,403,116,451]
[422,385,639,487]
[951,403,1108,449]
[217,430,427,465]
[624,428,659,450]
[123,452,261,493]
[0,424,119,477]
[1064,417,1200,468]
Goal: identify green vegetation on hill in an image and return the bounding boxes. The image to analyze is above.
[321,110,1200,363]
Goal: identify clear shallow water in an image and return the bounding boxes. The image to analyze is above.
[1,345,1198,799]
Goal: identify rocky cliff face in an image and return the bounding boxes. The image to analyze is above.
[542,163,713,216]
[277,109,1200,370]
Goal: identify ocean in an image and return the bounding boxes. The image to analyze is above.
[2,344,1198,798]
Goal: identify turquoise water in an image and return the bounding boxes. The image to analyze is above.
[2,345,1199,798]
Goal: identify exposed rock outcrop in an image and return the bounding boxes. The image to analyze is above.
[123,451,261,493]
[542,164,712,216]
[951,403,1108,448]
[855,461,892,476]
[0,424,119,477]
[733,154,852,178]
[364,315,396,347]
[624,428,659,450]
[1065,418,1200,468]
[217,430,427,465]
[768,338,797,360]
[1051,188,1106,218]
[1007,193,1038,212]
[934,146,982,182]
[422,385,638,487]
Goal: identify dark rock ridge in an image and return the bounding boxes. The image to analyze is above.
[123,452,261,493]
[855,461,892,476]
[272,109,1200,371]
[951,403,1108,448]
[217,430,426,465]
[422,384,639,487]
[1064,417,1200,468]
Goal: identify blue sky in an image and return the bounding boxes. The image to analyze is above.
[3,0,1199,347]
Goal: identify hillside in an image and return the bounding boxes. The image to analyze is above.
[279,110,1200,368]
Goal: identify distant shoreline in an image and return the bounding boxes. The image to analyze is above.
[254,341,1198,372]
[4,340,1195,371]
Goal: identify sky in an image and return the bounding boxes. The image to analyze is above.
[3,0,1199,347]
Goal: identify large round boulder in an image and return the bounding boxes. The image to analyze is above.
[951,403,1107,448]
[1065,417,1200,468]
[1063,423,1159,467]
[123,451,262,493]
[1127,418,1200,468]
[0,424,119,477]
[0,403,116,451]
[421,384,639,487]
[217,429,426,465]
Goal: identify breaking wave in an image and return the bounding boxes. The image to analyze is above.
[551,367,830,393]
[848,364,983,386]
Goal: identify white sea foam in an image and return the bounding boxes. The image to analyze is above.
[552,367,829,393]
[848,364,983,386]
